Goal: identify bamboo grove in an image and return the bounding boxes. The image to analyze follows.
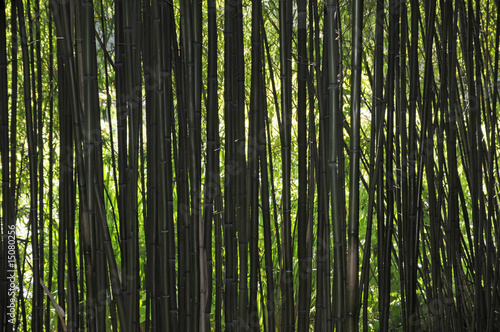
[0,0,499,330]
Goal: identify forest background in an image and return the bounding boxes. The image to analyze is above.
[0,0,499,330]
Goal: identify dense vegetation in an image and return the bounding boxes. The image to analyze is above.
[0,0,499,330]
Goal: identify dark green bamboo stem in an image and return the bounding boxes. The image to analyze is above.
[314,2,330,328]
[297,0,309,329]
[397,3,408,329]
[215,189,223,332]
[122,0,141,326]
[149,0,174,329]
[279,0,294,329]
[259,28,276,329]
[223,0,237,329]
[179,0,201,328]
[326,0,345,329]
[165,3,179,329]
[45,12,55,331]
[203,0,218,330]
[56,37,69,331]
[81,0,101,328]
[306,0,316,324]
[406,1,420,329]
[34,2,44,323]
[249,0,262,329]
[486,2,500,329]
[443,1,463,328]
[346,0,364,329]
[232,0,248,328]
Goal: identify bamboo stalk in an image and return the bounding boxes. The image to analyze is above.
[297,0,309,328]
[279,0,294,329]
[223,0,237,329]
[326,0,345,329]
[45,12,55,331]
[203,0,219,330]
[346,0,364,329]
[249,1,263,329]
